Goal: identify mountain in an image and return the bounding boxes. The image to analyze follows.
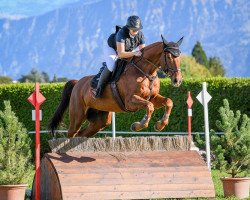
[0,0,249,80]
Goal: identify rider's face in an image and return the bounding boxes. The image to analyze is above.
[129,29,139,36]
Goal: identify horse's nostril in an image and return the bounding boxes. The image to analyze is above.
[174,79,178,83]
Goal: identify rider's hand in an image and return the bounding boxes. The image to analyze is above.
[134,51,142,57]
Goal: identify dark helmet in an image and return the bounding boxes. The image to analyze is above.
[126,15,143,31]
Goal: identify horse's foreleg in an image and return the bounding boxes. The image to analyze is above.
[150,94,173,131]
[126,95,154,131]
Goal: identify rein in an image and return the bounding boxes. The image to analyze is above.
[131,43,181,78]
[131,58,157,100]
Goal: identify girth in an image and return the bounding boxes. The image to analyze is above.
[110,82,129,112]
[110,75,157,112]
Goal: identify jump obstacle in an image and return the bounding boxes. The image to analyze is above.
[32,136,215,200]
[29,83,215,200]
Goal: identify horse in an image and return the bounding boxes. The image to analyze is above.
[48,35,183,138]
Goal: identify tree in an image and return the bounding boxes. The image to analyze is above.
[52,74,58,82]
[52,74,68,82]
[208,57,225,77]
[18,68,41,82]
[211,99,250,177]
[180,55,211,78]
[192,41,208,68]
[157,55,211,79]
[57,77,69,82]
[195,99,250,177]
[18,68,50,83]
[0,76,13,84]
[41,72,50,83]
[0,101,33,184]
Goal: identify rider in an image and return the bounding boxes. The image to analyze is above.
[95,15,145,98]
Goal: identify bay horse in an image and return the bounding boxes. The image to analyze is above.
[48,35,183,138]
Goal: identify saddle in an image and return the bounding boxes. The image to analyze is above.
[91,59,127,89]
[91,59,129,111]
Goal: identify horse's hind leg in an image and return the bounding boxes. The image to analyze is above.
[77,109,112,138]
[67,98,86,138]
[150,94,173,131]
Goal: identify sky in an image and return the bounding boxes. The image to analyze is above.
[0,0,249,77]
[0,0,92,19]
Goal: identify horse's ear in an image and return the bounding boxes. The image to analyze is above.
[161,34,168,44]
[177,36,184,46]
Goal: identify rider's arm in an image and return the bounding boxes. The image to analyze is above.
[139,44,145,50]
[116,42,140,58]
[139,32,145,50]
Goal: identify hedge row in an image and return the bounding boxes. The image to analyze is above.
[0,78,249,134]
[1,77,249,156]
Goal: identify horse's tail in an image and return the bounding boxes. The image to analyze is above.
[48,80,78,137]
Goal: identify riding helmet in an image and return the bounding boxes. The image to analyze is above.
[126,15,143,31]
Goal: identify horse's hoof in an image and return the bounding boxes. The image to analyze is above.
[131,122,142,132]
[154,121,164,132]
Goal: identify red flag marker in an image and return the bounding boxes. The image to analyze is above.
[186,91,193,139]
[28,83,46,200]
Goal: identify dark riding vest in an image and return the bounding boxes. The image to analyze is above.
[107,26,145,52]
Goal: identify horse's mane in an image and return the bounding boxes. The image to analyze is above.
[141,42,162,52]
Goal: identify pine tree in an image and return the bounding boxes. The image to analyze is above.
[0,101,33,184]
[41,72,50,83]
[211,99,250,177]
[192,41,208,68]
[52,74,58,82]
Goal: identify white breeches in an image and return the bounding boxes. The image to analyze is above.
[103,43,139,72]
[103,43,118,72]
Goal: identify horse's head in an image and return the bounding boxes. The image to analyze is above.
[160,35,183,87]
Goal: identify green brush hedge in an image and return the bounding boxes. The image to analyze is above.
[0,78,249,156]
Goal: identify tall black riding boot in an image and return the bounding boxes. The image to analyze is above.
[95,64,112,98]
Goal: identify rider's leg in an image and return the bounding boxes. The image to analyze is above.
[95,62,112,98]
[95,43,117,98]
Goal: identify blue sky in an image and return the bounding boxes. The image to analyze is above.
[0,0,101,19]
[0,0,249,77]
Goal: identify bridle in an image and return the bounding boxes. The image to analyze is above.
[128,42,181,99]
[130,42,181,79]
[164,52,181,77]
